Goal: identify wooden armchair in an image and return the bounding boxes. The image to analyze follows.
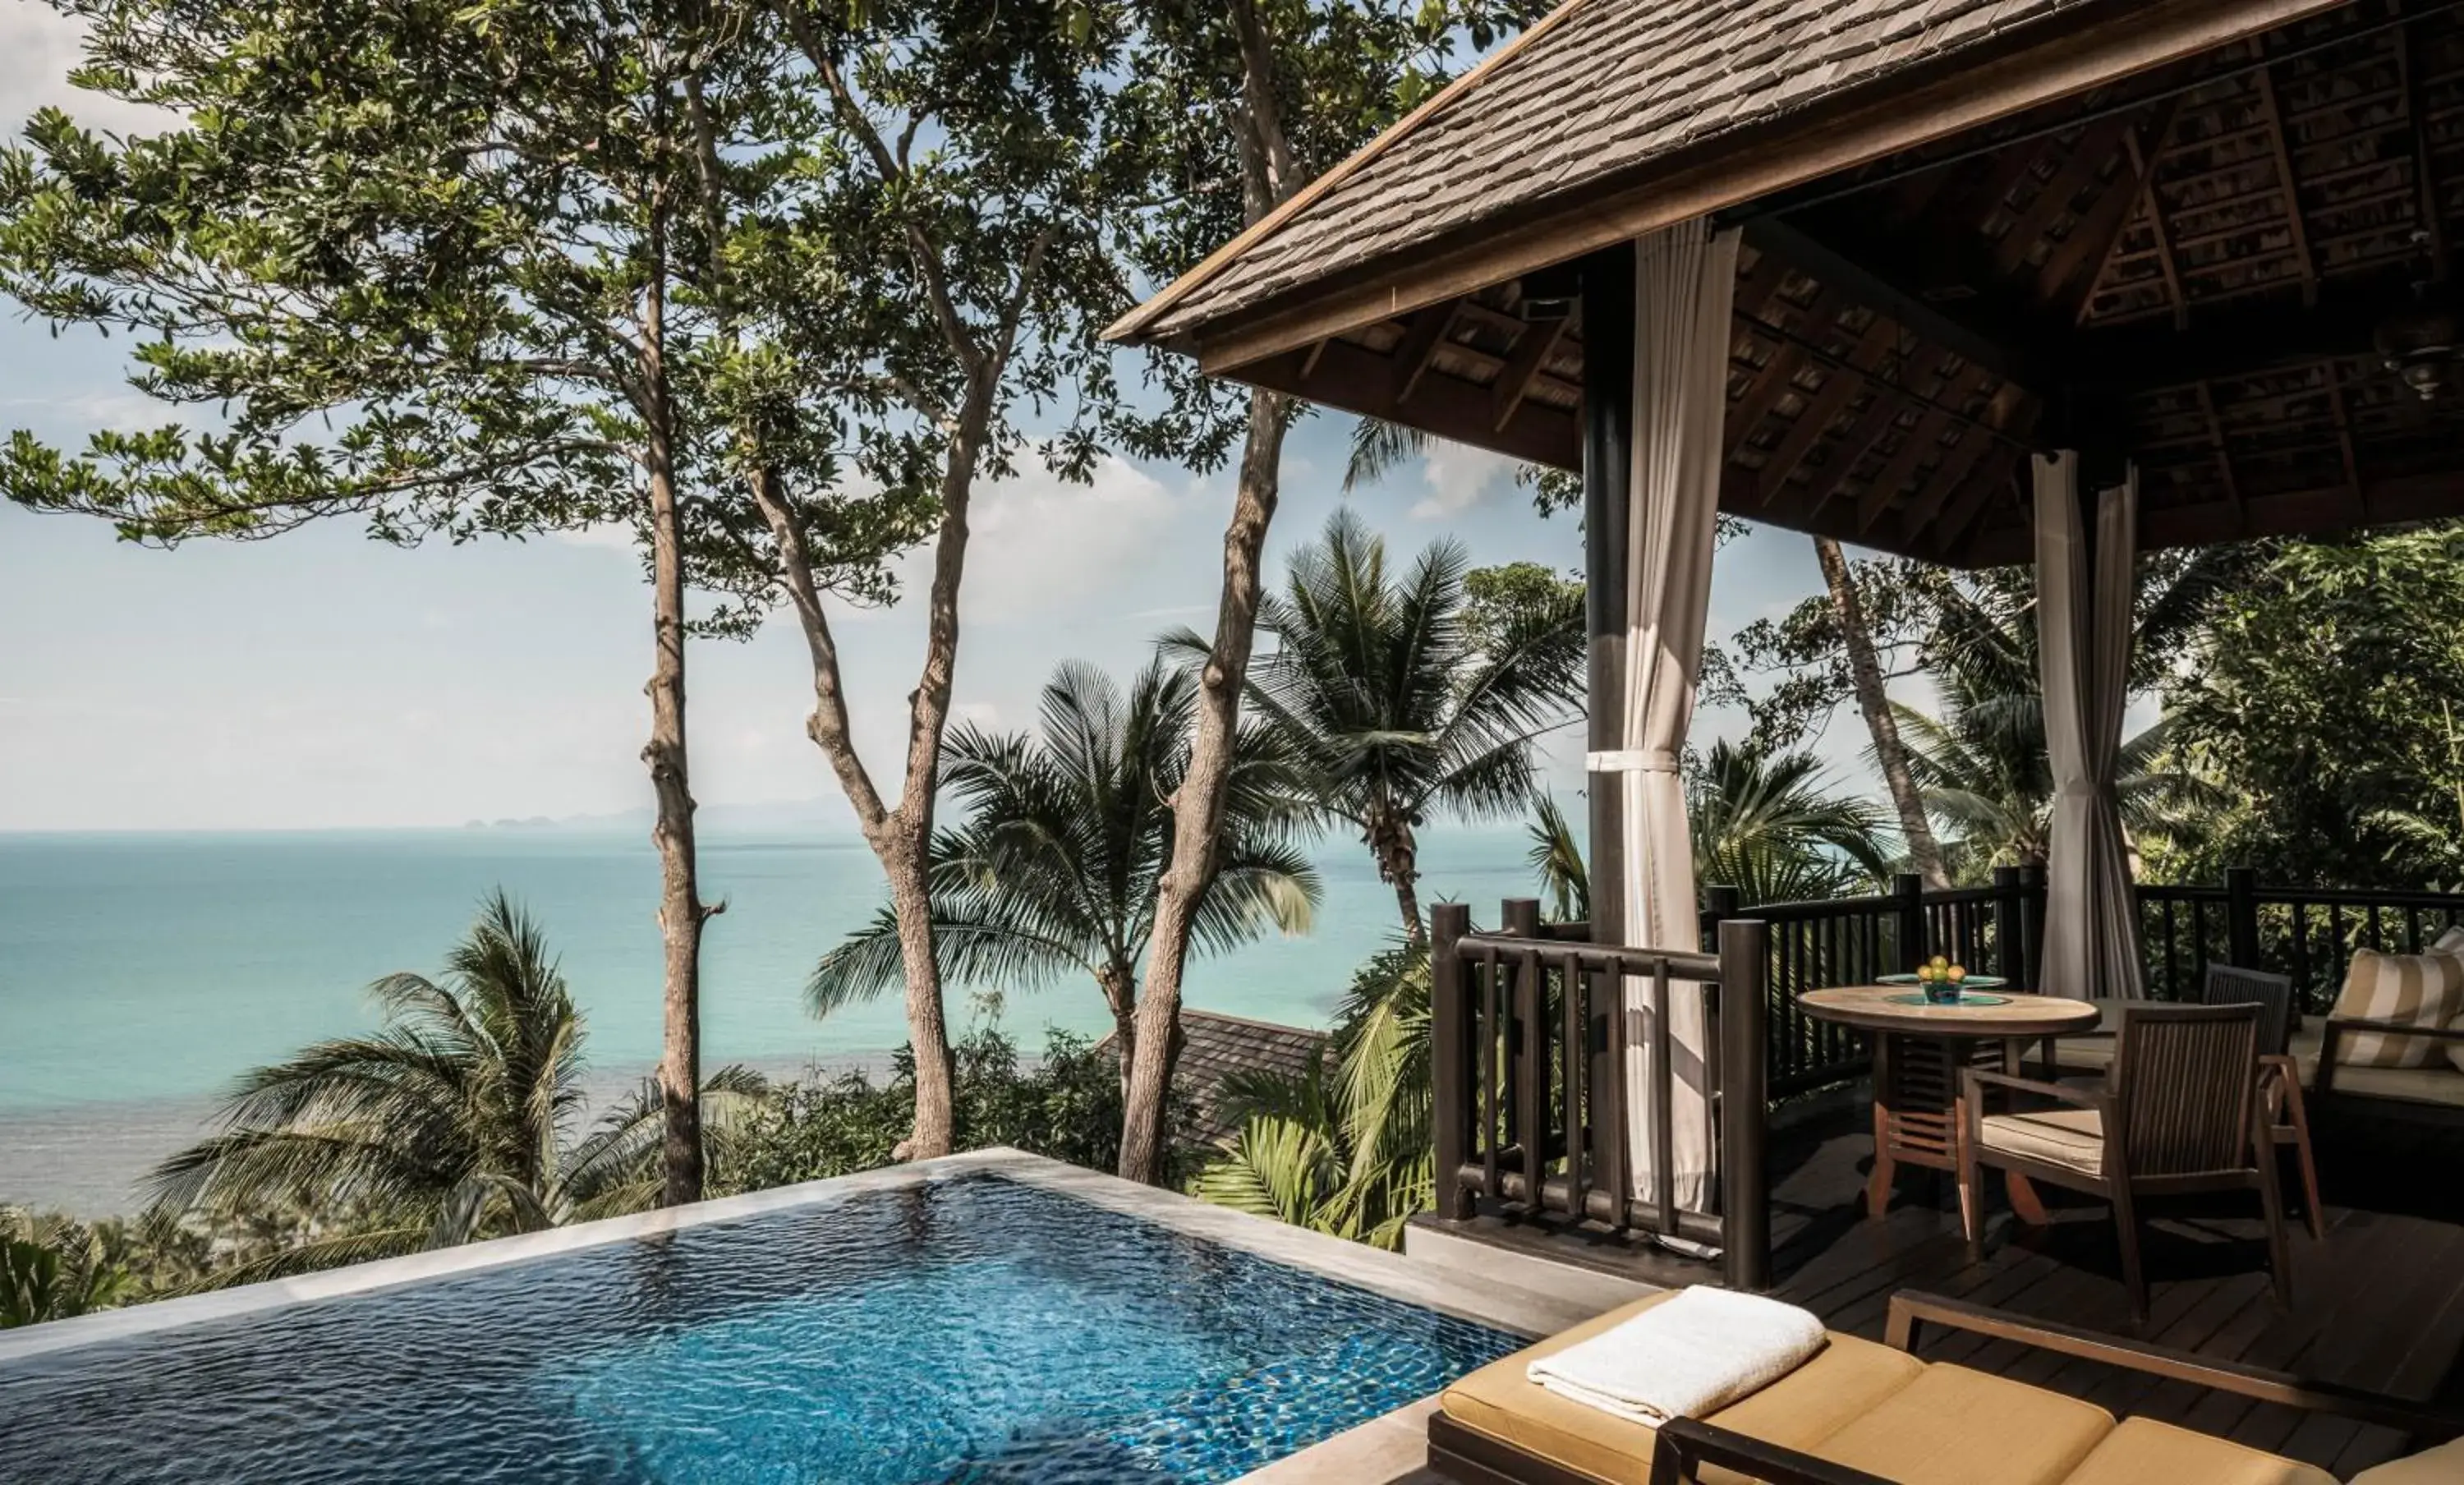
[1959,1003,2292,1323]
[2194,963,2325,1239]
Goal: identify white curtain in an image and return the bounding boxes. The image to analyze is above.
[2034,451,2146,1001]
[1597,219,1738,1217]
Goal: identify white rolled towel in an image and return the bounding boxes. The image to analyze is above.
[1525,1286,1827,1427]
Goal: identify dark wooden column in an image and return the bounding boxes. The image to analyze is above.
[1579,241,1634,949]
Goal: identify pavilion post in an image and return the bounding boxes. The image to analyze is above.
[1579,241,1635,953]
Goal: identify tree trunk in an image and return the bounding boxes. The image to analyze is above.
[1096,959,1137,1098]
[880,830,954,1159]
[1816,536,1949,889]
[640,260,709,1209]
[1118,392,1288,1184]
[1368,809,1425,942]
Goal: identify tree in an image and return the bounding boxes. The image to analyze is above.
[145,894,765,1280]
[1107,0,1556,1184]
[1687,741,1892,904]
[697,0,1152,1161]
[1525,793,1592,924]
[1894,568,2226,877]
[2160,527,2464,888]
[1188,509,1583,940]
[805,658,1322,1081]
[0,0,899,1205]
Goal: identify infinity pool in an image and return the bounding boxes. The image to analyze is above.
[0,1173,1519,1483]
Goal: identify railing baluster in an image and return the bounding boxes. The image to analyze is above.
[1563,942,1585,1219]
[1430,903,1472,1219]
[1651,957,1677,1239]
[1479,943,1501,1208]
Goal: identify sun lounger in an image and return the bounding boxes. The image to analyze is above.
[1427,1289,2464,1485]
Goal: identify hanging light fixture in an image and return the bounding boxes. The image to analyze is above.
[2373,231,2458,401]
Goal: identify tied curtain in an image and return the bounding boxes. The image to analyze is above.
[1593,218,1738,1219]
[2034,451,2147,1001]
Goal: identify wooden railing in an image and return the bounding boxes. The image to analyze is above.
[2139,868,2464,1013]
[1430,899,1772,1290]
[1699,867,2046,1097]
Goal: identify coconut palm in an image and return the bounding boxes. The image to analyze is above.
[0,1211,132,1328]
[147,894,765,1281]
[1896,563,2233,876]
[1191,508,1585,942]
[1192,943,1431,1249]
[807,658,1322,1076]
[1689,741,1894,904]
[1526,792,1592,923]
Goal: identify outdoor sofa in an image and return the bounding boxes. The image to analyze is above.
[1424,1288,2464,1485]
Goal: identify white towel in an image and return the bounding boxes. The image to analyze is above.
[1525,1287,1827,1427]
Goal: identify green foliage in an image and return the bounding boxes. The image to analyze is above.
[1180,508,1585,936]
[807,658,1322,1023]
[1191,944,1430,1249]
[1687,741,1892,903]
[1525,792,1592,924]
[722,1020,1198,1193]
[2159,528,2464,888]
[0,1211,133,1327]
[147,894,765,1285]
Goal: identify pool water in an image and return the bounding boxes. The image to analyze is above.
[0,1175,1519,1483]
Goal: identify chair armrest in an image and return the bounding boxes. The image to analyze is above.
[1963,1067,2107,1111]
[1884,1292,2464,1445]
[2315,1017,2464,1095]
[1646,1417,1896,1485]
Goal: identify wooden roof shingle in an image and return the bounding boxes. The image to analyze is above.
[1125,0,2103,343]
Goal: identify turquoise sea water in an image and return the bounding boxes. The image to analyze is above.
[0,823,1538,1211]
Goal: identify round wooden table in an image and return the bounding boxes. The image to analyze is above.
[1800,986,2103,1226]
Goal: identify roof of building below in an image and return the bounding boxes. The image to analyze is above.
[1097,1009,1330,1147]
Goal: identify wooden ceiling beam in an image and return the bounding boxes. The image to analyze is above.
[2194,379,2245,530]
[1391,303,1464,405]
[2252,64,2320,306]
[1248,336,1580,470]
[1726,287,1848,461]
[2399,14,2451,280]
[2080,269,2435,388]
[2048,99,2183,314]
[1490,315,1570,434]
[1754,322,1903,508]
[1745,215,2063,393]
[1855,365,1994,533]
[1929,467,2020,560]
[1990,112,2144,279]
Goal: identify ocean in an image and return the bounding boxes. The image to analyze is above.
[0,823,1541,1214]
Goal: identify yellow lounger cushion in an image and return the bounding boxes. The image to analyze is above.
[2060,1417,2338,1485]
[2349,1434,2464,1483]
[1809,1362,2115,1485]
[1437,1291,1924,1484]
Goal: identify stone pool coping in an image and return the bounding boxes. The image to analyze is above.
[0,1146,1610,1368]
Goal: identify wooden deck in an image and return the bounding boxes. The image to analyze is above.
[1418,1103,2464,1478]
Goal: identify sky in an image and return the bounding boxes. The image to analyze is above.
[0,3,1851,834]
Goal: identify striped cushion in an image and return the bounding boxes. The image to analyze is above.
[2330,949,2464,1067]
[2435,925,2464,954]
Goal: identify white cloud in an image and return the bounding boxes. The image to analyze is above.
[2,8,180,137]
[932,455,1184,623]
[1409,443,1517,521]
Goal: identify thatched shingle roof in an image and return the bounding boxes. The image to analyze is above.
[1119,0,2102,344]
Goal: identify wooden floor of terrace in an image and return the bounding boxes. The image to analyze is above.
[1416,1103,2464,1479]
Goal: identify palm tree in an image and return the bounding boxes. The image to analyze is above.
[1191,944,1432,1250]
[1196,508,1585,941]
[808,659,1322,1078]
[1526,792,1592,923]
[1688,741,1895,904]
[0,1211,132,1328]
[1896,563,2232,876]
[147,894,765,1280]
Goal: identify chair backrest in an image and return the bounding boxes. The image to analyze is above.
[2112,1003,2261,1178]
[2193,963,2297,1055]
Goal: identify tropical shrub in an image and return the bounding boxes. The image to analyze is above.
[1191,945,1431,1249]
[722,1018,1201,1194]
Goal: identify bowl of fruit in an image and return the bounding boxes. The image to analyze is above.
[1878,959,2010,1002]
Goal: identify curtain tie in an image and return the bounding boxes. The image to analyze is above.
[1584,748,1680,774]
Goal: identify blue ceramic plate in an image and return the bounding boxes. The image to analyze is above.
[1877,972,2009,989]
[1883,991,2013,1008]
